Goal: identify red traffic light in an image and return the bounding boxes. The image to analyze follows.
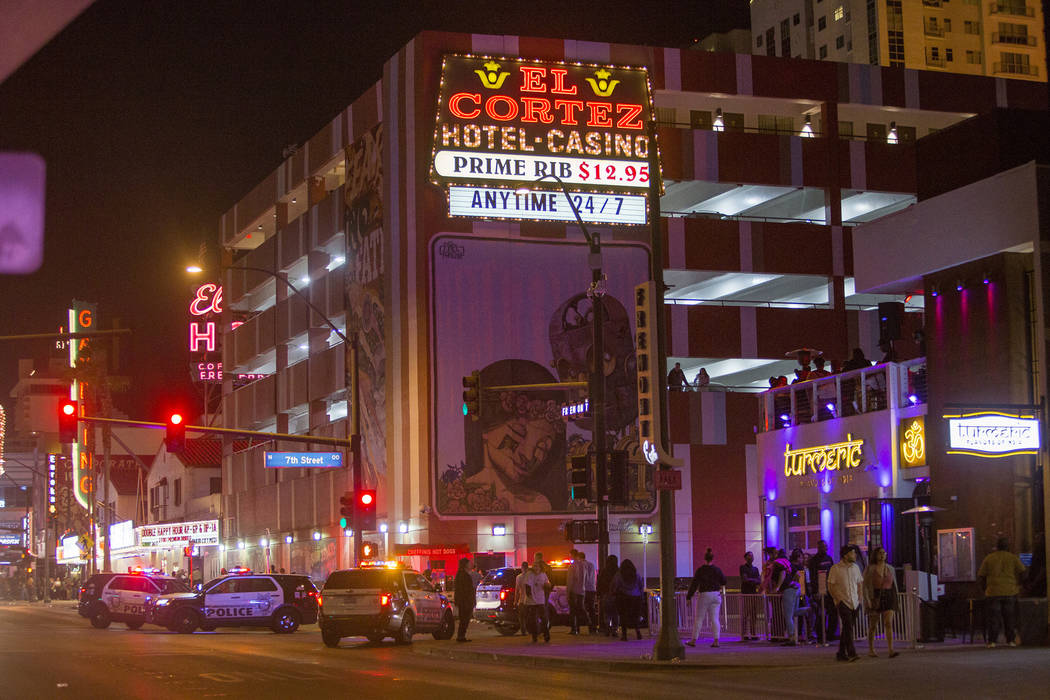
[58,400,79,443]
[170,413,184,425]
[359,492,374,506]
[61,402,76,416]
[165,412,187,454]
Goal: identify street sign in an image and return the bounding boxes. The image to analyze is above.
[264,451,344,468]
[654,469,682,491]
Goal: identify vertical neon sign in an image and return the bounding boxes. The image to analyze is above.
[68,303,96,511]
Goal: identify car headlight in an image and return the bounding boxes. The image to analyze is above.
[155,599,171,607]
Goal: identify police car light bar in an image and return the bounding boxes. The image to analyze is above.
[129,566,163,576]
[228,566,253,575]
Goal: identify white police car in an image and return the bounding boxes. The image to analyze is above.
[146,567,319,634]
[78,568,189,629]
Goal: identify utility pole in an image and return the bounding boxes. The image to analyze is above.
[589,237,609,568]
[648,120,685,661]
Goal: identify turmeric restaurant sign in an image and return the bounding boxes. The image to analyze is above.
[945,411,1040,457]
[784,434,864,477]
[431,54,654,225]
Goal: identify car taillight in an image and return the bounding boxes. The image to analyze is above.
[499,589,507,601]
[380,593,391,607]
[316,594,323,607]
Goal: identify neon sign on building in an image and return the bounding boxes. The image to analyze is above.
[944,411,1040,457]
[783,434,865,477]
[431,55,655,225]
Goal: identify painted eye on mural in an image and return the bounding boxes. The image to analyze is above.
[498,435,520,452]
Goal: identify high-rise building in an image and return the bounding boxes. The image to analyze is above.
[751,0,1046,82]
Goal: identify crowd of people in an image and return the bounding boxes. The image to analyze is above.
[666,363,711,391]
[0,573,80,601]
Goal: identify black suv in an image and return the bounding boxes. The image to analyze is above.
[146,571,319,634]
[473,567,522,635]
[318,565,454,647]
[78,570,189,629]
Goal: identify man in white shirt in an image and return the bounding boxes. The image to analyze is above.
[522,556,551,643]
[514,562,530,636]
[580,551,598,634]
[827,545,863,661]
[567,549,590,635]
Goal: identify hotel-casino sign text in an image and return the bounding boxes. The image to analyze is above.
[431,55,654,224]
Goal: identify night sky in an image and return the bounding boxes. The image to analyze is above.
[0,0,749,422]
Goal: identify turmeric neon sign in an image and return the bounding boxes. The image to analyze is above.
[784,434,864,477]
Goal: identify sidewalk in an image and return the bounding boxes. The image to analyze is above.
[412,626,983,671]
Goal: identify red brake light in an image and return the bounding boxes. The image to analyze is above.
[380,593,390,607]
[499,589,507,601]
[316,594,323,607]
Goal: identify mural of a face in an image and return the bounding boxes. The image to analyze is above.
[483,414,558,486]
[548,292,638,432]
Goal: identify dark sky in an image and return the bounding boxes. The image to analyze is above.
[0,0,749,422]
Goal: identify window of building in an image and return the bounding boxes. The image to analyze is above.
[836,35,845,48]
[930,46,940,59]
[838,120,854,138]
[788,506,822,552]
[964,20,981,34]
[965,49,983,63]
[209,477,221,495]
[766,27,776,56]
[781,18,791,57]
[895,124,917,141]
[843,500,870,549]
[944,18,951,32]
[996,22,1031,44]
[866,122,887,140]
[999,51,1032,74]
[757,34,763,48]
[655,107,676,126]
[722,112,746,132]
[945,48,953,61]
[820,44,828,58]
[834,6,844,20]
[690,110,713,131]
[793,13,801,25]
[818,16,827,30]
[174,478,181,507]
[757,114,796,134]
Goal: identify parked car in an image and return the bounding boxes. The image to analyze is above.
[78,569,188,630]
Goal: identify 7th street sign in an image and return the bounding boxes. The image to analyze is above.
[264,452,343,468]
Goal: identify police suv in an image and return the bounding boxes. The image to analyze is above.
[78,569,189,629]
[146,568,319,634]
[318,563,455,647]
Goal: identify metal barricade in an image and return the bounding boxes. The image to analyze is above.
[649,590,921,648]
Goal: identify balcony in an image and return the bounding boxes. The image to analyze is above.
[993,62,1039,76]
[989,2,1035,17]
[758,359,927,432]
[925,55,946,67]
[991,32,1037,46]
[924,23,946,38]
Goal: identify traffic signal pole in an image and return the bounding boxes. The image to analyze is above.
[591,258,610,571]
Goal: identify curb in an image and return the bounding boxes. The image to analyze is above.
[410,642,811,672]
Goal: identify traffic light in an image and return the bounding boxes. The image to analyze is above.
[165,412,187,454]
[570,454,592,501]
[358,540,378,561]
[58,400,78,444]
[608,450,629,506]
[356,489,377,531]
[462,370,481,420]
[339,491,354,529]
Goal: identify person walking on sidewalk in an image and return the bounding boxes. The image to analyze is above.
[685,548,726,648]
[522,556,552,643]
[739,551,761,640]
[612,559,644,641]
[828,545,863,662]
[770,549,799,645]
[454,557,476,643]
[977,536,1026,648]
[567,549,591,635]
[863,547,899,658]
[515,561,530,636]
[580,550,598,633]
[597,554,619,636]
[808,539,837,642]
[533,552,553,637]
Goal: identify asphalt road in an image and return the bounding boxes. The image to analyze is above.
[1,603,1047,699]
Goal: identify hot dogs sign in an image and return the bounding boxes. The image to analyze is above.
[431,54,655,225]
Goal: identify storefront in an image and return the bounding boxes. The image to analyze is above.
[756,360,928,566]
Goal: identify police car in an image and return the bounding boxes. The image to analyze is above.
[318,562,455,647]
[78,568,189,630]
[145,567,319,634]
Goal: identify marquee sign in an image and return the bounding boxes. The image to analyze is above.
[432,54,654,224]
[784,434,864,477]
[138,519,219,547]
[900,417,926,468]
[945,411,1040,457]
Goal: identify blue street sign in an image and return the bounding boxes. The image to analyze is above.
[264,452,344,468]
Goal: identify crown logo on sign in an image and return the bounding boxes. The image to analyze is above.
[585,68,620,97]
[474,60,510,89]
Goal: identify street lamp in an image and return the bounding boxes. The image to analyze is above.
[516,174,610,569]
[188,261,366,564]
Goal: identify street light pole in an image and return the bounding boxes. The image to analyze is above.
[522,175,609,567]
[647,120,684,661]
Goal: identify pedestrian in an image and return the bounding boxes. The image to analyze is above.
[597,554,619,636]
[567,549,590,634]
[739,551,761,641]
[612,558,644,641]
[685,548,726,648]
[693,368,710,389]
[862,547,899,658]
[469,560,482,588]
[521,556,551,643]
[828,545,863,662]
[532,552,552,636]
[579,550,597,634]
[768,549,797,645]
[453,557,475,642]
[977,536,1025,647]
[667,362,687,391]
[514,561,530,636]
[807,539,837,642]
